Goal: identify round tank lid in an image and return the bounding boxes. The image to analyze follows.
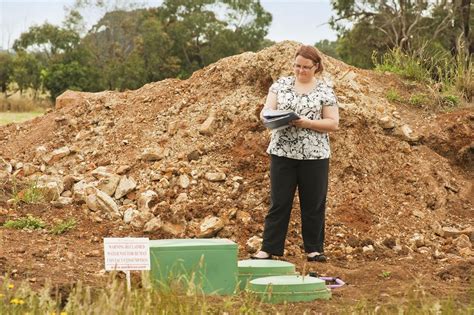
[238,259,295,268]
[250,275,325,286]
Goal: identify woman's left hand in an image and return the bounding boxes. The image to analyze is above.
[290,117,311,129]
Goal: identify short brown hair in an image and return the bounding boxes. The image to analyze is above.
[295,45,324,74]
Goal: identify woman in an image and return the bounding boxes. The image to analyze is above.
[252,45,339,262]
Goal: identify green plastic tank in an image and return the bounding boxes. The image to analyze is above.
[237,259,298,290]
[149,239,237,295]
[247,275,331,303]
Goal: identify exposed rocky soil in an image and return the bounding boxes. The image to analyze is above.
[0,41,472,310]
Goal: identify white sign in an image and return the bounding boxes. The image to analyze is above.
[104,238,150,271]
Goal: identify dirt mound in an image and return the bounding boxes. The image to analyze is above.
[0,41,473,299]
[421,110,474,173]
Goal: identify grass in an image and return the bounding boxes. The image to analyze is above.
[50,219,77,235]
[386,89,428,109]
[0,274,276,314]
[0,88,52,112]
[0,111,44,126]
[0,274,473,314]
[3,215,45,230]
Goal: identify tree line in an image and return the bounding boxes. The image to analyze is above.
[320,0,472,68]
[318,0,472,101]
[0,0,471,102]
[0,0,272,100]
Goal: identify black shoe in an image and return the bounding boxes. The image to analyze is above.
[307,254,327,262]
[250,254,273,260]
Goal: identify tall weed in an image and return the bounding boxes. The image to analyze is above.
[373,42,472,103]
[454,39,473,102]
[372,48,431,83]
[12,180,44,204]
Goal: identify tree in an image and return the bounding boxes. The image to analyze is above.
[160,0,228,74]
[81,9,158,90]
[160,0,271,77]
[11,51,44,96]
[80,0,271,88]
[13,23,99,100]
[220,0,273,52]
[429,0,473,58]
[10,0,272,97]
[459,0,472,56]
[332,1,434,51]
[138,15,181,82]
[41,60,90,100]
[13,23,80,59]
[330,0,472,68]
[0,52,13,95]
[336,19,389,69]
[315,39,340,60]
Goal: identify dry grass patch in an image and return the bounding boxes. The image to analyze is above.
[0,111,44,125]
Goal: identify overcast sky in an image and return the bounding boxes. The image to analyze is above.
[0,0,338,50]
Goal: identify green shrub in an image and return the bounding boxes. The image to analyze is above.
[409,93,428,107]
[440,94,460,108]
[386,88,402,102]
[3,215,45,230]
[50,219,77,235]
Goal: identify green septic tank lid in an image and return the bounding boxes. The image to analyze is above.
[247,275,331,303]
[238,259,296,276]
[237,260,298,291]
[149,239,237,251]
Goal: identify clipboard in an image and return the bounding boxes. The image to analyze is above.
[262,109,300,130]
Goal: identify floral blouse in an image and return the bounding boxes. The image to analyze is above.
[267,76,338,160]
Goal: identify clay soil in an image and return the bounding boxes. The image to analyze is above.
[0,41,473,312]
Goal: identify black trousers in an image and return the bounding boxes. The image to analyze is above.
[261,155,329,256]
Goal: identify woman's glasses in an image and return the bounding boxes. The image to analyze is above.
[293,63,315,71]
